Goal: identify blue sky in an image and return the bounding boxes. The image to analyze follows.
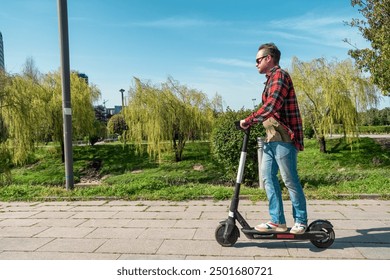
[1,0,389,110]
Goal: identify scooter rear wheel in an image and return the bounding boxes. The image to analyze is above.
[215,224,239,247]
[310,227,335,248]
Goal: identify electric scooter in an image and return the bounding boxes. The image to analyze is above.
[215,121,335,248]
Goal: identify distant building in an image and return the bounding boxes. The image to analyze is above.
[77,72,88,84]
[0,32,4,71]
[105,108,116,116]
[105,106,122,116]
[114,106,122,114]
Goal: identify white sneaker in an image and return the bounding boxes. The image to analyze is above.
[290,223,307,234]
[255,221,287,232]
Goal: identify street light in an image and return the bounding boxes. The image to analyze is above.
[119,88,125,112]
[57,0,74,190]
[252,98,257,109]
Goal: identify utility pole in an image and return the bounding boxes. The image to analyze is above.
[57,0,74,190]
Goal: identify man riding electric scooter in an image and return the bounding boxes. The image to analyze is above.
[241,42,307,235]
[215,43,335,248]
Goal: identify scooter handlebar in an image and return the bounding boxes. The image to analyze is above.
[234,118,261,130]
[234,121,247,130]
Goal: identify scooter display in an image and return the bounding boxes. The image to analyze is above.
[215,121,335,248]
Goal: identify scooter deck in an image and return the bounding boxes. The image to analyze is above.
[241,227,328,241]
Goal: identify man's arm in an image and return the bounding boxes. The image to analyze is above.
[242,70,288,126]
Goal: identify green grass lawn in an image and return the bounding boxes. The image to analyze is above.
[1,137,389,201]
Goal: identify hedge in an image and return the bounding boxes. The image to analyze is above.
[211,108,265,186]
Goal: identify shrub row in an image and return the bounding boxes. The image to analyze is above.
[211,108,265,186]
[358,125,390,134]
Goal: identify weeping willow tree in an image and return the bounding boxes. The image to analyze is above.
[123,77,216,162]
[41,71,101,160]
[1,58,101,165]
[1,72,44,164]
[290,57,378,152]
[0,69,12,185]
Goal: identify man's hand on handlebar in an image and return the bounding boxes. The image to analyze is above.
[239,117,262,130]
[239,119,250,130]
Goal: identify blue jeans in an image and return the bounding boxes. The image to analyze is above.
[261,142,307,225]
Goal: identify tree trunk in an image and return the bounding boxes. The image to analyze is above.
[60,140,65,163]
[318,136,327,153]
[172,137,185,162]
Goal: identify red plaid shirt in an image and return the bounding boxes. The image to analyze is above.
[245,66,304,151]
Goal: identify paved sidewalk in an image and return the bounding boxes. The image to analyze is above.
[0,199,389,260]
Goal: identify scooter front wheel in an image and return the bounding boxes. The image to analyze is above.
[215,224,239,247]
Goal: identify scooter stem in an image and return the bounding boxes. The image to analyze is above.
[229,125,251,216]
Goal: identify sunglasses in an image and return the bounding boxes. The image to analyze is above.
[256,55,268,65]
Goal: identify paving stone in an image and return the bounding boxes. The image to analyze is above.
[0,218,41,227]
[145,206,187,212]
[85,228,145,239]
[70,205,148,212]
[118,254,185,260]
[356,246,390,259]
[96,239,163,254]
[69,201,107,206]
[125,219,177,228]
[78,218,130,228]
[31,211,76,219]
[193,228,215,240]
[34,205,76,212]
[157,240,222,256]
[138,228,196,240]
[0,237,53,251]
[112,211,160,219]
[38,238,107,253]
[35,227,96,238]
[174,219,220,229]
[0,226,48,237]
[35,218,87,227]
[71,211,117,219]
[0,211,41,219]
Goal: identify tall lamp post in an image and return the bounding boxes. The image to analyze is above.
[119,89,125,112]
[57,0,74,190]
[252,98,257,109]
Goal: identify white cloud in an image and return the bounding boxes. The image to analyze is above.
[266,13,369,50]
[270,14,345,31]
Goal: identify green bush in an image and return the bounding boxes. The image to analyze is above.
[211,108,265,186]
[303,125,315,139]
[107,114,127,136]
